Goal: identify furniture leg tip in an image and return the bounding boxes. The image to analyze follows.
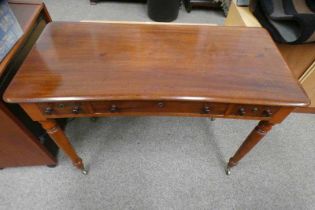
[225,166,231,176]
[81,168,88,175]
[210,117,215,121]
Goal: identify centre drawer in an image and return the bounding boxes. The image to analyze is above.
[91,101,228,115]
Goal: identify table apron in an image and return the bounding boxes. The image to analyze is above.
[34,100,281,121]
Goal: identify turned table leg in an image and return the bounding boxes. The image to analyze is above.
[226,120,274,175]
[39,120,87,175]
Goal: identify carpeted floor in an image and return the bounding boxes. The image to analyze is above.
[42,0,225,23]
[1,1,315,210]
[1,115,315,210]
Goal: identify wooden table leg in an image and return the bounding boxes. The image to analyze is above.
[39,119,88,175]
[226,120,274,175]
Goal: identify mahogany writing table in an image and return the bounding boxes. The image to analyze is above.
[4,22,309,175]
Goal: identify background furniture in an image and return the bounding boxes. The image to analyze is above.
[0,1,57,168]
[4,22,309,175]
[148,0,180,22]
[183,0,221,13]
[0,1,23,62]
[225,0,315,113]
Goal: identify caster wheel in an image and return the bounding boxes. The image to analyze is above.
[225,167,231,176]
[47,164,57,168]
[0,168,4,170]
[210,117,215,121]
[81,169,88,175]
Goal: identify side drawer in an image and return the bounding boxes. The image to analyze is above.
[38,102,90,116]
[228,104,280,118]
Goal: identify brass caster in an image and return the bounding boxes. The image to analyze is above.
[81,168,88,175]
[225,166,231,176]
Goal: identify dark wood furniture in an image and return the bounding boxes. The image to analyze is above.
[0,1,57,168]
[4,22,309,175]
[183,0,221,13]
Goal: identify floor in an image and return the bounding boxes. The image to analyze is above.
[44,0,225,23]
[1,1,315,210]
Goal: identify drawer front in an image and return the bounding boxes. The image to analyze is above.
[228,104,280,118]
[39,102,90,116]
[37,101,279,119]
[91,101,228,115]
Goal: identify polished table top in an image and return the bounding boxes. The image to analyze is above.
[4,22,309,107]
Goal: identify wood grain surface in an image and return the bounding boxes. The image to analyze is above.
[4,22,309,107]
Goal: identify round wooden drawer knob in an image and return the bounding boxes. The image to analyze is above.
[110,104,118,113]
[238,107,246,116]
[252,107,259,112]
[263,109,272,117]
[203,106,211,114]
[157,102,165,108]
[44,107,53,115]
[72,106,80,114]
